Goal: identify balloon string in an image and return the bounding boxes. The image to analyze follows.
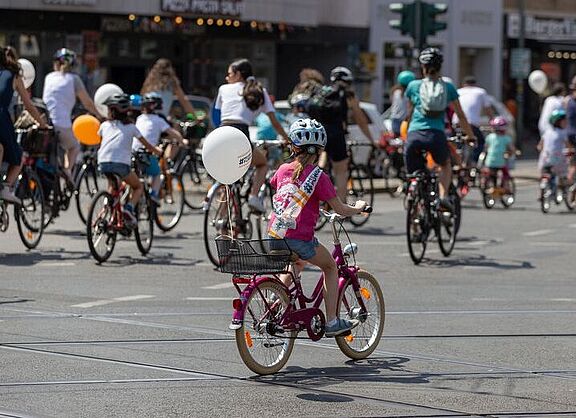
[225,184,233,239]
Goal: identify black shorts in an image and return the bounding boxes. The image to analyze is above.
[0,113,22,166]
[324,124,348,162]
[404,129,449,174]
[222,122,250,141]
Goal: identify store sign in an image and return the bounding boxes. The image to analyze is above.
[161,0,243,17]
[101,17,204,36]
[508,14,576,41]
[43,0,97,5]
[510,48,531,80]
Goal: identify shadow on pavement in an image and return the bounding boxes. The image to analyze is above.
[0,249,91,266]
[423,254,534,270]
[351,226,405,237]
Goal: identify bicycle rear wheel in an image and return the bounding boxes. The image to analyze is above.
[87,191,116,263]
[406,194,428,264]
[336,270,385,359]
[235,280,295,375]
[75,164,103,225]
[181,156,210,210]
[135,192,154,255]
[348,164,374,227]
[155,174,185,232]
[14,169,45,249]
[540,181,552,214]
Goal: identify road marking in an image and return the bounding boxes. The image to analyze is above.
[529,241,566,247]
[202,282,234,290]
[569,224,576,228]
[71,295,155,308]
[37,262,76,267]
[185,297,230,301]
[523,229,553,237]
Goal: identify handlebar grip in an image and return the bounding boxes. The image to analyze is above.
[362,205,373,214]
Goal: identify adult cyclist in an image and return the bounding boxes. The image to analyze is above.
[404,48,475,211]
[316,66,375,202]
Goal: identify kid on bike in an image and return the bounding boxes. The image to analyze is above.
[483,116,515,192]
[268,118,367,337]
[97,93,162,226]
[537,109,569,186]
[132,92,183,204]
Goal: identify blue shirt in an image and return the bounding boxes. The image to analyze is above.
[484,133,512,168]
[255,111,285,141]
[405,78,458,132]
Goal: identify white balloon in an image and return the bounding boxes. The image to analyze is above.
[18,58,35,89]
[94,83,123,118]
[202,126,252,184]
[528,70,548,95]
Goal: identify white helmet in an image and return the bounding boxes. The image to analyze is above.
[330,66,354,83]
[289,118,327,149]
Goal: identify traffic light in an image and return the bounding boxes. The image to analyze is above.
[389,2,415,37]
[422,2,448,37]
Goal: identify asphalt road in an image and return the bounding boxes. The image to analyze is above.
[0,178,575,418]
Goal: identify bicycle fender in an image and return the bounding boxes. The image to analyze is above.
[231,277,286,326]
[203,182,222,211]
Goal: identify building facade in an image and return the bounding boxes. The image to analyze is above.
[369,0,504,110]
[0,0,371,99]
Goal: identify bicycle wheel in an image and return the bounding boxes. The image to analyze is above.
[406,194,428,265]
[203,185,253,267]
[14,169,45,249]
[436,205,457,257]
[75,164,102,225]
[87,191,116,263]
[348,164,374,227]
[135,192,154,255]
[540,181,551,214]
[155,174,185,232]
[565,183,576,211]
[314,202,329,231]
[255,182,273,246]
[235,280,296,375]
[501,178,516,208]
[336,270,385,359]
[181,156,210,210]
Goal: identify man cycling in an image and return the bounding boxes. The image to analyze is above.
[404,48,475,211]
[314,66,375,202]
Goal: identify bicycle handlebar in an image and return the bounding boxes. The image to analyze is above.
[320,205,373,222]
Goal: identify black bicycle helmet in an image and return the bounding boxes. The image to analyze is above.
[330,66,354,83]
[418,47,443,68]
[103,93,131,111]
[141,92,163,108]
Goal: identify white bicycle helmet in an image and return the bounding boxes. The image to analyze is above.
[330,66,354,83]
[289,118,327,150]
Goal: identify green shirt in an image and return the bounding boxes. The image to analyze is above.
[406,79,458,132]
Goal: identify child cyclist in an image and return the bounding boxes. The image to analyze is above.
[483,116,515,192]
[268,118,367,337]
[537,109,569,189]
[132,92,184,204]
[97,93,162,226]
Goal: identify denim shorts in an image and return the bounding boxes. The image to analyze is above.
[404,129,449,173]
[144,155,161,177]
[99,162,131,178]
[269,236,319,260]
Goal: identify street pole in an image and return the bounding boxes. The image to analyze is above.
[516,0,525,151]
[415,0,423,51]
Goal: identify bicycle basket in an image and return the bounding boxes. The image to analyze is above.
[215,237,292,275]
[19,127,54,157]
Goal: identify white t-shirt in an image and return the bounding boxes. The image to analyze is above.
[98,120,142,165]
[133,113,170,150]
[214,82,275,125]
[452,85,490,127]
[42,71,85,128]
[538,95,564,135]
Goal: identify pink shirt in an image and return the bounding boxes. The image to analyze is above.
[268,162,337,241]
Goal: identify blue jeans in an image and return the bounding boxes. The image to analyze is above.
[269,236,319,260]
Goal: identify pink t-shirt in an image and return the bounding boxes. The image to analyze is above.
[268,162,337,241]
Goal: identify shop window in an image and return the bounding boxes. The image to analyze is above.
[117,38,136,58]
[140,39,158,60]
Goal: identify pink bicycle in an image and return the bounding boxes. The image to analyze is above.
[216,207,385,375]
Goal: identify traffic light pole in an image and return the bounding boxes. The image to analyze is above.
[414,0,423,51]
[516,0,525,151]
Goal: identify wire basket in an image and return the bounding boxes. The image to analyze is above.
[18,127,54,157]
[215,237,292,275]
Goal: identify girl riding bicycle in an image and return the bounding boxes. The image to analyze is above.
[268,118,367,337]
[97,94,162,226]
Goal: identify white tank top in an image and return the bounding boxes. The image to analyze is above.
[42,71,80,128]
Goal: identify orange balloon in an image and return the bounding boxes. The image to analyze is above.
[400,120,408,139]
[72,114,101,146]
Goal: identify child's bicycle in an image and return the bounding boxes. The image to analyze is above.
[539,150,574,214]
[86,161,154,263]
[217,206,385,375]
[479,156,516,209]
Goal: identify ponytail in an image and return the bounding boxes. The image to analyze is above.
[1,46,20,75]
[230,58,264,111]
[291,151,318,182]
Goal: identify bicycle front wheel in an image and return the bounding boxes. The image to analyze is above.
[406,194,427,264]
[336,270,385,359]
[181,156,210,210]
[87,191,116,263]
[348,164,374,227]
[14,169,45,249]
[75,164,103,225]
[155,174,185,232]
[135,192,154,255]
[236,280,295,375]
[501,178,516,208]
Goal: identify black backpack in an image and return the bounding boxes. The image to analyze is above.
[306,84,347,125]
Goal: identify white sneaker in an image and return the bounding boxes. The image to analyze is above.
[0,187,21,205]
[248,195,265,213]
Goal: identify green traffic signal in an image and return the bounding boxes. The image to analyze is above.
[389,2,415,37]
[423,2,448,36]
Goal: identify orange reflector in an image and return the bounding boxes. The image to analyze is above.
[360,287,371,300]
[345,334,354,343]
[29,180,36,190]
[177,184,182,191]
[27,231,33,239]
[245,331,253,348]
